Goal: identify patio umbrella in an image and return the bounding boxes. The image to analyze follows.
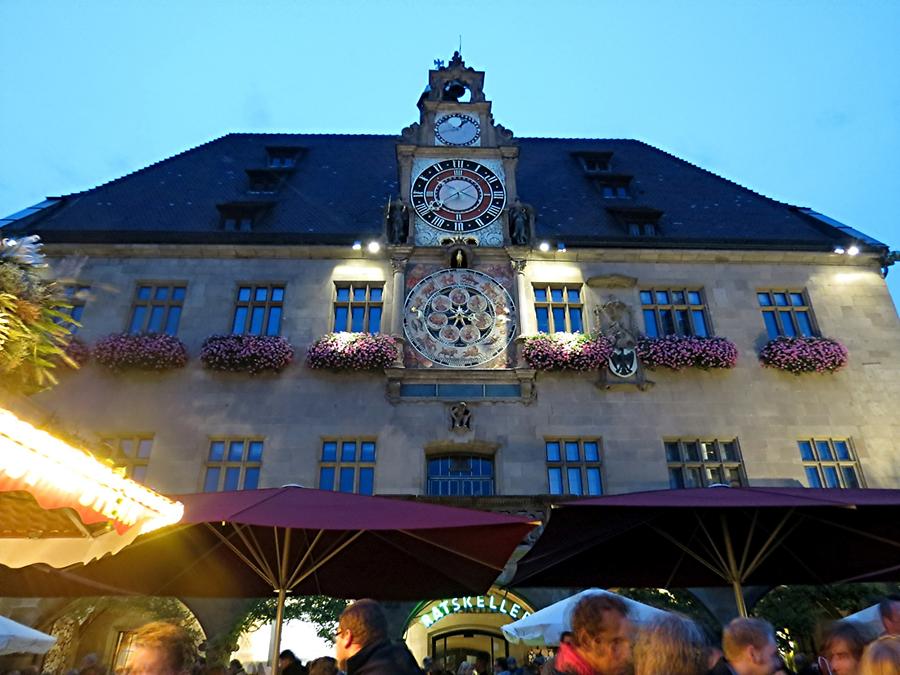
[0,615,56,655]
[0,407,183,568]
[0,486,536,669]
[501,588,668,646]
[511,487,900,617]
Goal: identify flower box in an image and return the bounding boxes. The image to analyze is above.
[637,335,738,370]
[62,337,91,368]
[200,334,294,374]
[306,332,399,371]
[93,333,188,372]
[759,336,848,374]
[521,333,614,371]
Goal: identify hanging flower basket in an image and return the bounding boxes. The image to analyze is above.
[521,333,614,371]
[93,333,188,372]
[636,335,738,370]
[759,336,848,374]
[306,332,399,371]
[62,337,91,368]
[200,334,294,374]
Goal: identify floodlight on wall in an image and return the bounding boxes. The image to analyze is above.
[367,241,381,254]
[847,245,860,256]
[538,241,551,252]
[833,246,845,254]
[557,242,567,252]
[352,240,362,251]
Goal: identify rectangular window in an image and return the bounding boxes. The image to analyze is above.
[333,283,384,333]
[232,284,285,336]
[545,439,604,496]
[128,283,186,335]
[640,288,710,338]
[798,439,863,488]
[100,435,153,483]
[757,290,817,339]
[57,283,91,333]
[203,438,263,492]
[533,284,584,333]
[665,438,746,489]
[318,439,376,495]
[426,455,494,496]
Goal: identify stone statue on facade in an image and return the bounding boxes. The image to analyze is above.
[387,199,408,244]
[449,401,472,432]
[509,201,530,245]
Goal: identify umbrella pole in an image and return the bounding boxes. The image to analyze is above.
[732,579,748,618]
[271,587,286,675]
[720,514,749,618]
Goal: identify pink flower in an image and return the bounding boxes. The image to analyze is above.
[522,333,614,371]
[306,332,398,371]
[637,335,738,370]
[200,334,294,374]
[759,336,848,374]
[93,333,187,371]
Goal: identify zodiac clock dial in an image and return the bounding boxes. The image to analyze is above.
[404,269,517,368]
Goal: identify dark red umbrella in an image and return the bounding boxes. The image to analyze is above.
[511,487,900,616]
[1,486,535,666]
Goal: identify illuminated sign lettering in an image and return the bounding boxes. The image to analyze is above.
[419,593,532,629]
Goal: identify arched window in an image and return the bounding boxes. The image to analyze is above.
[427,455,494,496]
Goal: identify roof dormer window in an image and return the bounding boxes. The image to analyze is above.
[245,169,281,195]
[574,151,613,174]
[594,174,633,200]
[266,146,304,168]
[628,222,658,237]
[216,201,273,233]
[608,206,663,238]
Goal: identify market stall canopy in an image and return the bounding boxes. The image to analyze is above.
[511,487,900,616]
[0,408,183,567]
[502,588,669,646]
[0,615,56,655]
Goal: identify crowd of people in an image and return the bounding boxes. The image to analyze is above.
[13,593,898,675]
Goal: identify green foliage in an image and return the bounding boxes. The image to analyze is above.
[0,255,78,392]
[753,583,898,656]
[222,595,349,659]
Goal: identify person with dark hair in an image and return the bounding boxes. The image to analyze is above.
[722,618,781,675]
[333,598,423,674]
[822,622,867,675]
[279,650,307,675]
[494,657,510,675]
[125,621,198,675]
[307,656,339,675]
[546,594,632,675]
[228,660,246,675]
[879,595,900,636]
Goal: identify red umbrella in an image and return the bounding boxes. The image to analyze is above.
[511,487,900,616]
[1,486,535,667]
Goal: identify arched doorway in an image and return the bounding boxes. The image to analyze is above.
[403,587,534,671]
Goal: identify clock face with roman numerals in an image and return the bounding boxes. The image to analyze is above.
[411,159,506,232]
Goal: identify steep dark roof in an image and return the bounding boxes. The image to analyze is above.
[2,133,883,251]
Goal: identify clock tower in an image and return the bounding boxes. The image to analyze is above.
[395,52,522,248]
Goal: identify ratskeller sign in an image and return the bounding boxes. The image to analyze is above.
[419,592,532,629]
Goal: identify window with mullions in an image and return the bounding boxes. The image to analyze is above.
[665,438,746,489]
[427,456,494,496]
[333,283,383,333]
[545,439,603,496]
[203,439,263,492]
[100,435,153,483]
[128,283,186,335]
[533,285,584,333]
[232,285,284,336]
[798,439,863,489]
[57,283,90,333]
[757,290,817,339]
[640,289,709,337]
[318,439,376,495]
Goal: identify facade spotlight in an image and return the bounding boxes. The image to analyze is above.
[352,240,362,250]
[847,245,860,256]
[538,241,551,252]
[367,241,381,254]
[557,242,567,252]
[833,246,845,255]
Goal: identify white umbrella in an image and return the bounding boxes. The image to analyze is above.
[502,589,669,646]
[0,615,56,655]
[841,603,885,638]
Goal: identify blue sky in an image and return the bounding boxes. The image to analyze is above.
[1,0,898,304]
